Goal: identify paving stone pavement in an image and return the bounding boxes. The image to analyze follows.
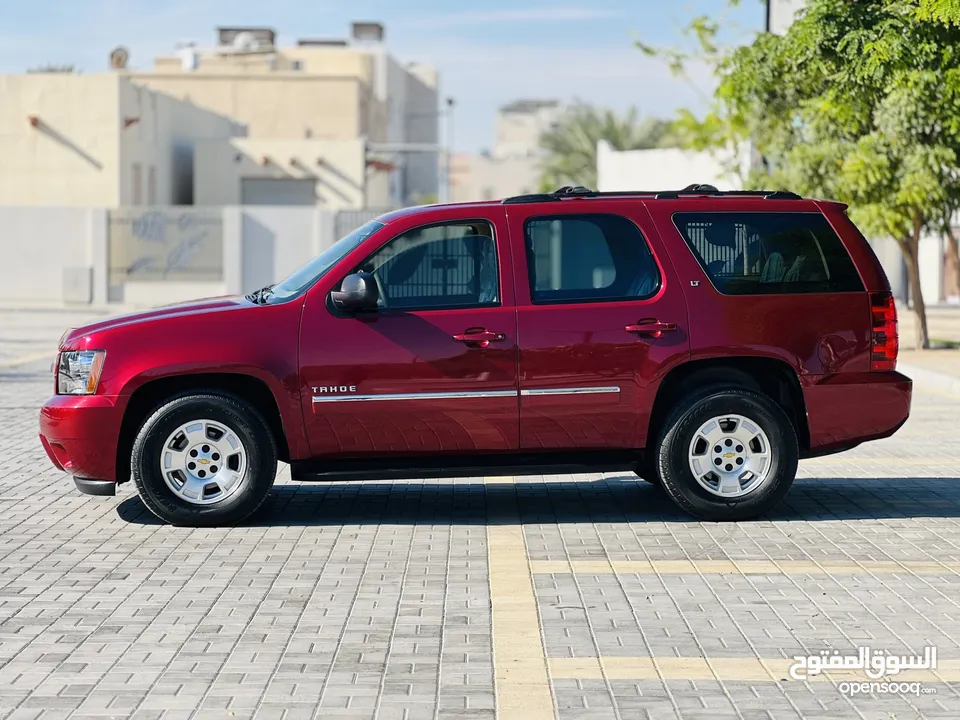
[1,308,960,719]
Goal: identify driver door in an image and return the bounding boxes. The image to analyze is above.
[298,210,520,457]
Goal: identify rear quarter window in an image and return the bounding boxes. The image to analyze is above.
[672,212,864,295]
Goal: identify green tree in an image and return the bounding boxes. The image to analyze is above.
[636,3,755,184]
[716,0,960,349]
[538,103,677,190]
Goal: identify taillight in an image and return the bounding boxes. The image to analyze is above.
[870,291,898,371]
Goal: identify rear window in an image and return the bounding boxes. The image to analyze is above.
[672,212,864,295]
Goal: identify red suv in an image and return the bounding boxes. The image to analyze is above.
[39,185,911,526]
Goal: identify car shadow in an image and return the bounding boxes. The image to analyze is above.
[115,475,960,526]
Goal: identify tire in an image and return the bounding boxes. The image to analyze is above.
[655,385,798,521]
[131,392,277,527]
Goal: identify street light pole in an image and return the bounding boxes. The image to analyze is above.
[445,97,455,203]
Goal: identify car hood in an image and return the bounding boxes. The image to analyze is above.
[60,296,251,348]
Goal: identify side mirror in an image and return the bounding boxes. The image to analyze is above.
[331,272,379,312]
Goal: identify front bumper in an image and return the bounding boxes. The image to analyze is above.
[803,370,913,454]
[38,394,122,485]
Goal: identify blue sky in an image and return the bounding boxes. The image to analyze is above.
[0,0,767,152]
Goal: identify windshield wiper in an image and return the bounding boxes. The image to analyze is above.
[245,285,275,305]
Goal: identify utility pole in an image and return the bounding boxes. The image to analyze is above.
[445,97,456,203]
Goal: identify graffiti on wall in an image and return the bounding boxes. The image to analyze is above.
[108,208,223,283]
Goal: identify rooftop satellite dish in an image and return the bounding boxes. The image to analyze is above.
[109,46,129,69]
[232,31,259,52]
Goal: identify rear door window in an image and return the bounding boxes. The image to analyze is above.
[672,212,864,295]
[524,214,661,303]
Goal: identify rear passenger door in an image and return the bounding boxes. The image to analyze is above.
[506,202,691,451]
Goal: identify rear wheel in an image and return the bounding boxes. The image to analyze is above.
[655,385,797,521]
[131,392,277,527]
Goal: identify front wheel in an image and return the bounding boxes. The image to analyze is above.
[131,392,277,527]
[655,386,798,521]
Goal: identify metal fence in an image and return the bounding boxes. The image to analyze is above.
[108,207,224,285]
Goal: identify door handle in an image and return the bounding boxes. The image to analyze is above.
[452,329,507,348]
[625,320,678,338]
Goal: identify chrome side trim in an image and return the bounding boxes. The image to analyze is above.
[520,386,621,397]
[312,386,621,403]
[312,389,516,403]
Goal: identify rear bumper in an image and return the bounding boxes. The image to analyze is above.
[38,394,122,484]
[802,370,912,454]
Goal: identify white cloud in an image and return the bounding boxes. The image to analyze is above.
[399,7,618,30]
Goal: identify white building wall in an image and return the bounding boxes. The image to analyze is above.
[240,207,326,293]
[403,63,440,204]
[596,141,747,192]
[0,207,107,304]
[768,0,807,34]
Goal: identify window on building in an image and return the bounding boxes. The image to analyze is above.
[147,166,156,205]
[352,221,499,310]
[132,163,142,205]
[524,214,660,304]
[672,212,864,295]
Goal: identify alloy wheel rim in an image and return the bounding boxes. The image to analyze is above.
[687,414,773,498]
[159,419,247,505]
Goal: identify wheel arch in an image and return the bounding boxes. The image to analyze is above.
[647,356,809,454]
[116,372,291,484]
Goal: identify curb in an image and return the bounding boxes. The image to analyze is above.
[898,362,960,396]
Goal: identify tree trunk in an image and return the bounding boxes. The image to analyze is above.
[946,225,960,304]
[902,215,930,350]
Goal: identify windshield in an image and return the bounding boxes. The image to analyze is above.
[265,219,386,303]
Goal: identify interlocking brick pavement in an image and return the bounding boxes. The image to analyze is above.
[1,308,959,719]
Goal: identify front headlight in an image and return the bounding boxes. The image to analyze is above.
[57,350,106,395]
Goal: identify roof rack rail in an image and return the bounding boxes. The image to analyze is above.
[501,185,802,204]
[654,187,802,200]
[500,185,597,204]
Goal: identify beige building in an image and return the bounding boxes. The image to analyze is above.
[132,23,440,208]
[0,73,243,207]
[0,22,440,209]
[451,99,562,203]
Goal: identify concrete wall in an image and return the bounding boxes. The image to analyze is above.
[0,205,362,306]
[237,207,333,293]
[0,74,122,206]
[193,138,383,208]
[0,207,107,304]
[131,72,372,141]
